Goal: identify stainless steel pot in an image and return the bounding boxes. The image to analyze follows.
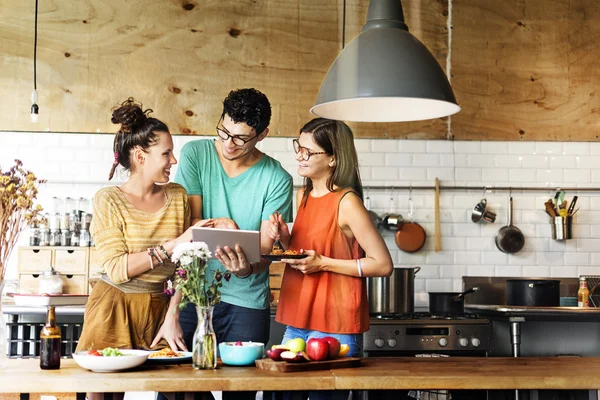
[367,267,420,315]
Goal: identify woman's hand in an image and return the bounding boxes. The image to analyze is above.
[282,250,326,274]
[267,212,290,244]
[176,218,214,245]
[151,313,187,352]
[215,244,253,277]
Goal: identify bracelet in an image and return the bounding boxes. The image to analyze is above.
[158,244,170,260]
[147,253,155,270]
[237,263,253,279]
[152,247,165,265]
[356,259,363,278]
[147,248,163,265]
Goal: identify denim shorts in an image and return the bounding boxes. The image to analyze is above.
[281,325,363,357]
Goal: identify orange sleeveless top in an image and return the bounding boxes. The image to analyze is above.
[275,189,369,334]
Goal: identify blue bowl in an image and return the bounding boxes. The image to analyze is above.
[219,342,264,366]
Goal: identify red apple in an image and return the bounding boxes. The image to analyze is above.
[322,336,341,359]
[306,338,330,361]
[280,351,310,363]
[266,347,289,361]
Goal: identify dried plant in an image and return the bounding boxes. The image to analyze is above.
[0,159,46,282]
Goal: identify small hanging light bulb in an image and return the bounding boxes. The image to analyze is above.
[30,89,39,123]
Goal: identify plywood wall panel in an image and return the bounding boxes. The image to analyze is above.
[0,0,449,138]
[2,1,596,140]
[451,0,600,141]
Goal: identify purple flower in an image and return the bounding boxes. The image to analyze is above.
[215,272,222,282]
[176,269,187,279]
[224,272,232,282]
[163,288,176,297]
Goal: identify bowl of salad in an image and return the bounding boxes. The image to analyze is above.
[72,347,149,372]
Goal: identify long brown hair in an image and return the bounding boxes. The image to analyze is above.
[299,118,363,206]
[108,98,170,180]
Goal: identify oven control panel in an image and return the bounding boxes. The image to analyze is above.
[363,322,491,353]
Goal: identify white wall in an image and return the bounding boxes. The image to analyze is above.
[2,132,599,305]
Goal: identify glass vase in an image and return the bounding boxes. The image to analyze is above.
[0,281,6,369]
[192,305,217,369]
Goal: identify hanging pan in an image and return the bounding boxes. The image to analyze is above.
[495,196,525,254]
[395,191,426,253]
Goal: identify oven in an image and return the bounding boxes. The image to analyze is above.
[360,312,492,400]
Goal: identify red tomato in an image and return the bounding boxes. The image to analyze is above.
[88,350,102,356]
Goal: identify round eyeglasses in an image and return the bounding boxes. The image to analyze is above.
[293,139,327,161]
[216,115,257,147]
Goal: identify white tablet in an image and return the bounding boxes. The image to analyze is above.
[191,227,261,263]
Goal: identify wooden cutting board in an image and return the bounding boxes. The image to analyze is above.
[255,357,361,372]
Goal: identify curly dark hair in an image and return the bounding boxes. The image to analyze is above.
[222,88,271,134]
[108,97,169,180]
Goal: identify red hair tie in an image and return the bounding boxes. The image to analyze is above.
[114,152,119,163]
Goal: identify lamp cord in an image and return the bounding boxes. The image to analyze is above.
[34,0,38,91]
[342,0,346,49]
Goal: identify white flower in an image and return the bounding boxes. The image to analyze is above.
[171,241,211,264]
[179,254,194,266]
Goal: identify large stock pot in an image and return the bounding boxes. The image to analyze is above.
[367,267,420,315]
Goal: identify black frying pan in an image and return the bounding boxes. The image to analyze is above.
[495,197,525,254]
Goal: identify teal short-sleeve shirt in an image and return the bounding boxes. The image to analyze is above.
[175,139,294,309]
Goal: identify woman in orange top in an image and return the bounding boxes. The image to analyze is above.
[269,118,393,361]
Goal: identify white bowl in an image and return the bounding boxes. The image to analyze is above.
[72,349,149,372]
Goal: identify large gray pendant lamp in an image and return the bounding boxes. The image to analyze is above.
[310,0,461,122]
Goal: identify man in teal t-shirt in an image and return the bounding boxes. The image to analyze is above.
[168,89,292,388]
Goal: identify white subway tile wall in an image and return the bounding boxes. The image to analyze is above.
[2,132,599,305]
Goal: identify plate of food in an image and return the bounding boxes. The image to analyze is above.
[145,347,193,365]
[72,348,149,372]
[262,249,308,262]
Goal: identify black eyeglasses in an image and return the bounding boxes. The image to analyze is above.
[293,139,327,161]
[216,115,257,147]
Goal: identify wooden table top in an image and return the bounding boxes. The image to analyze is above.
[2,357,599,393]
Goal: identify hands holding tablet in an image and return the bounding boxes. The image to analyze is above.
[215,244,253,278]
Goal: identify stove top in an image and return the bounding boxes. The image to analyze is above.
[371,312,484,321]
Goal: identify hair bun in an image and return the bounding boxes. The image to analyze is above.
[111,97,153,133]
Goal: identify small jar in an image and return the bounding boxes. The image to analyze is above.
[38,268,63,295]
[79,229,90,247]
[29,225,40,246]
[49,230,61,246]
[39,229,50,246]
[60,230,71,247]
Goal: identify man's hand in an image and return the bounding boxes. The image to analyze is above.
[215,244,252,277]
[213,217,240,230]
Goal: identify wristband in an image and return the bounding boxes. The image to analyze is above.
[356,259,363,278]
[237,263,253,279]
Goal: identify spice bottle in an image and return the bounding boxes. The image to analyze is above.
[578,277,589,308]
[40,306,61,370]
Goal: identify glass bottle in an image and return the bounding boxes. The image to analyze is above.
[40,306,61,370]
[578,277,589,308]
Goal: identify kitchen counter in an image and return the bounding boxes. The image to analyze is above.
[2,357,600,393]
[466,304,600,322]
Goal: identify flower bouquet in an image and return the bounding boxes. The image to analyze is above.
[171,242,230,369]
[0,159,45,369]
[0,159,45,282]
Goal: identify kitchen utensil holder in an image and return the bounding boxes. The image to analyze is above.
[550,216,572,240]
[582,275,600,307]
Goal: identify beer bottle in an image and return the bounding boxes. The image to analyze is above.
[40,306,61,369]
[578,277,589,308]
